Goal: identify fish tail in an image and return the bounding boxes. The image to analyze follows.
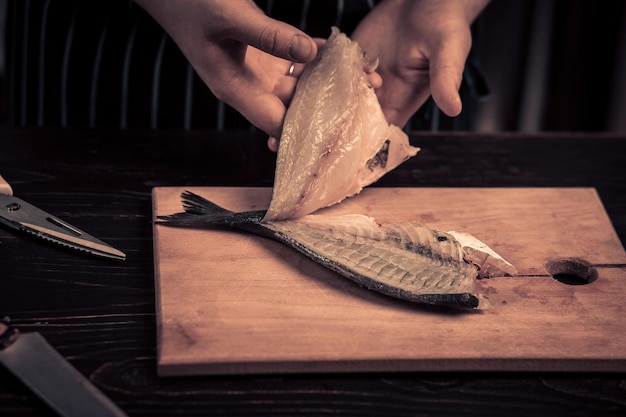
[156,191,236,226]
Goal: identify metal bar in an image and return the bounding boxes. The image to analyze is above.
[120,23,137,128]
[150,32,167,129]
[89,19,108,128]
[36,0,52,126]
[60,3,77,127]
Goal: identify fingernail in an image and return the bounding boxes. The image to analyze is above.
[289,34,314,63]
[267,136,279,152]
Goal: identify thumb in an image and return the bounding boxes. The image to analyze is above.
[428,33,471,117]
[231,8,317,62]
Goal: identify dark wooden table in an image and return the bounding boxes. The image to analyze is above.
[1,127,625,416]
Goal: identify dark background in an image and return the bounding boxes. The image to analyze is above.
[1,2,625,415]
[1,0,624,133]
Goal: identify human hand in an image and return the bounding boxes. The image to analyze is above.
[352,0,490,127]
[133,0,318,139]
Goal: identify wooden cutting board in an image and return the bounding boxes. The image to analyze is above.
[152,187,626,375]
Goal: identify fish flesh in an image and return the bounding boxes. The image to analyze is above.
[158,191,517,309]
[264,27,419,221]
[157,32,516,309]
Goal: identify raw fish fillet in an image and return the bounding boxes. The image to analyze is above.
[158,192,517,309]
[264,27,419,221]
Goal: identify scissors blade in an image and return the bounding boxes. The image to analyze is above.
[0,194,126,260]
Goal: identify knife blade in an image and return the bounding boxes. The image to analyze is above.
[0,174,125,260]
[0,321,128,417]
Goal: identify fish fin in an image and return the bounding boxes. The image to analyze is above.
[156,191,235,226]
[180,191,233,216]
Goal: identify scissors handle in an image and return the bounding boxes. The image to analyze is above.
[0,175,14,196]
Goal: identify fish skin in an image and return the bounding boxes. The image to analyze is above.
[265,216,480,308]
[158,191,482,309]
[264,27,419,221]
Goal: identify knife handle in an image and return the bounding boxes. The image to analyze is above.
[0,175,14,196]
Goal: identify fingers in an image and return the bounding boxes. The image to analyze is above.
[267,136,279,152]
[429,64,463,117]
[367,71,383,89]
[236,90,287,139]
[280,38,324,79]
[273,73,298,105]
[430,67,463,117]
[230,5,318,63]
[377,74,431,127]
[284,61,306,78]
[428,34,471,117]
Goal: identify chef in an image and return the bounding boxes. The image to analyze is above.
[133,0,490,150]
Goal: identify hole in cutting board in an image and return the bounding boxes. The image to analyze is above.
[545,258,598,285]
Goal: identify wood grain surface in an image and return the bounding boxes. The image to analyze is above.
[153,186,626,375]
[2,128,626,416]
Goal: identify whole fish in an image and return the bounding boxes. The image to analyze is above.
[157,191,517,309]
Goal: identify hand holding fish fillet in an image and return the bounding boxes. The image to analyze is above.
[265,27,419,221]
[158,28,516,309]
